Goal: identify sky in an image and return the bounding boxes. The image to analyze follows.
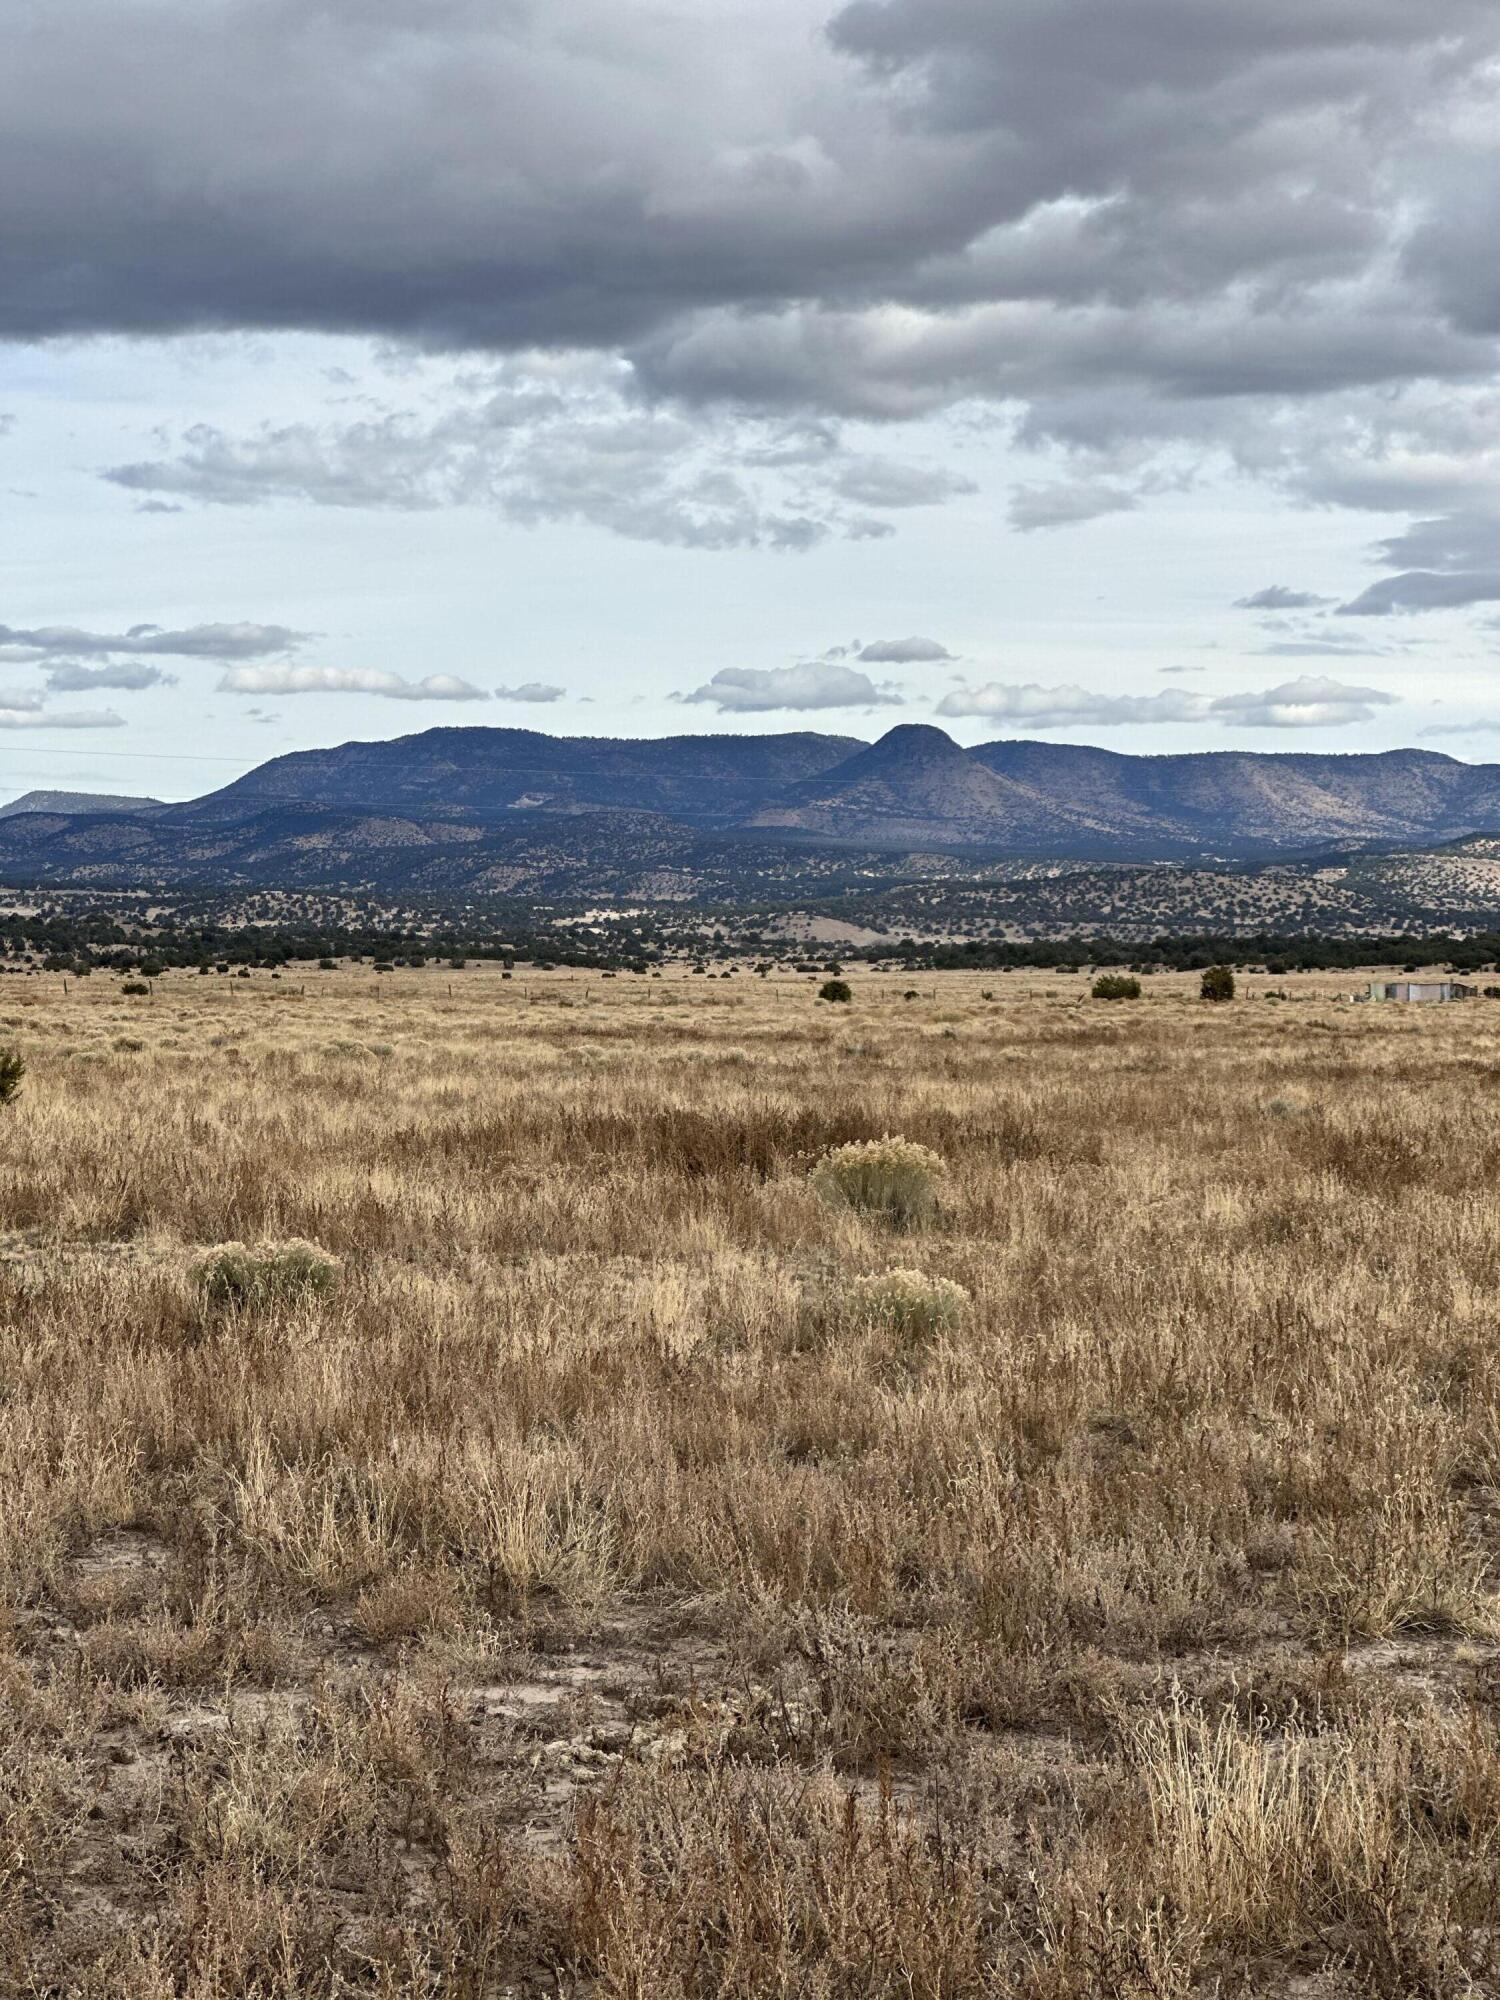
[4,0,1500,801]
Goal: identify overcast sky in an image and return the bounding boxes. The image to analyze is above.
[4,0,1500,800]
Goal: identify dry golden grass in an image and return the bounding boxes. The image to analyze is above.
[1,963,1499,1994]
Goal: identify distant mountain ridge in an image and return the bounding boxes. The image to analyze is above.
[0,789,164,820]
[183,724,1500,857]
[3,725,1500,896]
[197,728,861,825]
[970,741,1500,851]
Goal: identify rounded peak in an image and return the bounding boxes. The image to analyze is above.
[862,723,963,760]
[875,723,959,744]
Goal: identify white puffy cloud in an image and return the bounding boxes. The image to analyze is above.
[1209,675,1398,726]
[494,682,566,702]
[1007,481,1139,532]
[0,620,303,660]
[680,660,904,712]
[218,664,489,701]
[0,704,124,730]
[937,682,1208,727]
[101,362,980,551]
[43,661,174,691]
[937,673,1398,729]
[857,636,953,663]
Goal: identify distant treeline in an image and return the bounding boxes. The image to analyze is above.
[0,914,655,976]
[851,933,1500,974]
[5,907,1500,979]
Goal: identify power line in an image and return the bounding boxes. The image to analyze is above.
[0,744,251,765]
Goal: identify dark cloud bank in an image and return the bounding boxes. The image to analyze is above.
[7,0,1500,583]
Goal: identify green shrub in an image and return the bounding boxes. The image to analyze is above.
[1091,974,1141,1000]
[848,1268,971,1358]
[818,979,853,1004]
[191,1239,343,1309]
[121,980,150,997]
[811,1137,947,1227]
[1201,964,1236,1003]
[0,1047,24,1105]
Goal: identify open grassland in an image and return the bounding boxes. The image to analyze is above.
[3,965,1500,1996]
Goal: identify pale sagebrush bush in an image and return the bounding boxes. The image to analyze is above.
[191,1238,343,1309]
[810,1135,947,1226]
[848,1268,971,1359]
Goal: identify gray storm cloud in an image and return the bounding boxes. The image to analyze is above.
[8,0,1500,606]
[1338,569,1500,616]
[2,1,1496,417]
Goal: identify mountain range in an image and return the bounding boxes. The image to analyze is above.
[2,725,1500,898]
